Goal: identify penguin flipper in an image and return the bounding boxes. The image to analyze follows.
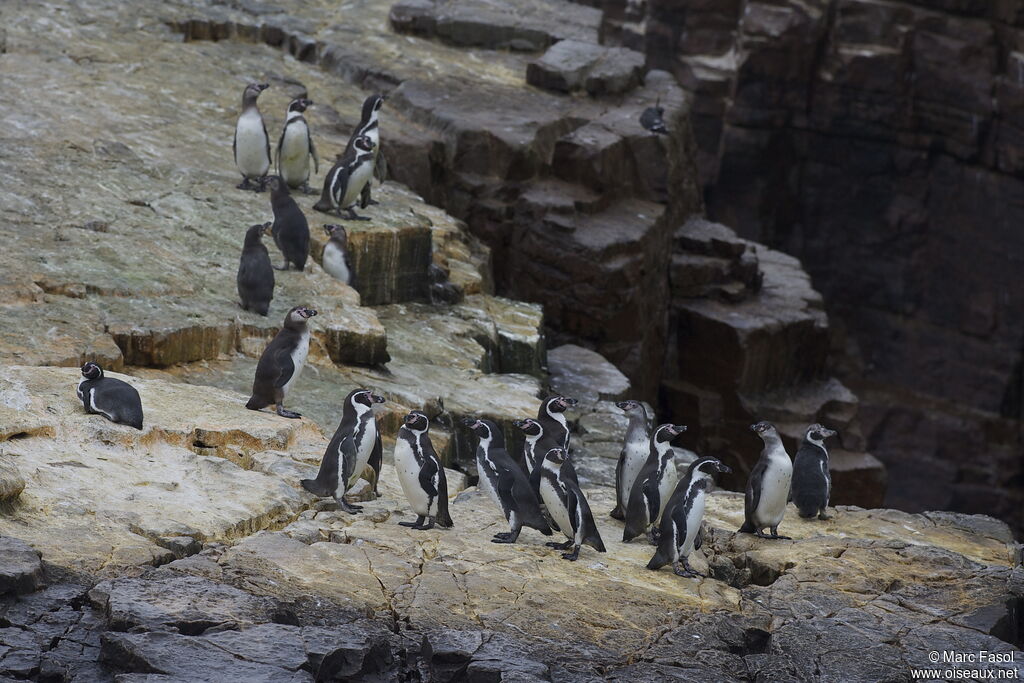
[308,130,319,175]
[612,450,626,518]
[262,118,272,172]
[434,460,454,528]
[569,485,605,553]
[368,430,383,494]
[622,477,649,541]
[374,144,387,182]
[271,345,295,391]
[500,468,550,535]
[643,479,661,529]
[301,478,330,497]
[743,458,767,530]
[339,435,358,493]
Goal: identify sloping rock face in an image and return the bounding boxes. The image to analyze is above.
[1,369,1022,681]
[596,0,1024,532]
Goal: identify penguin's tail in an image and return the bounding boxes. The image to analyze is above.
[738,520,755,534]
[312,198,332,213]
[438,510,454,529]
[609,504,624,521]
[646,549,669,571]
[300,478,330,497]
[245,396,266,411]
[587,533,607,553]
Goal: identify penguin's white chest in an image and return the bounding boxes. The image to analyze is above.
[680,490,706,558]
[280,330,309,398]
[235,110,269,177]
[656,460,678,522]
[539,477,572,541]
[755,454,793,526]
[340,160,374,208]
[620,437,647,507]
[322,241,351,284]
[395,439,432,516]
[279,121,310,184]
[351,417,377,486]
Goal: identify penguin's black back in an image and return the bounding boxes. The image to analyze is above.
[237,226,275,316]
[247,326,303,409]
[791,441,829,517]
[80,377,144,430]
[487,444,551,535]
[270,185,309,270]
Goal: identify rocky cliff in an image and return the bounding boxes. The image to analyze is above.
[595,0,1024,533]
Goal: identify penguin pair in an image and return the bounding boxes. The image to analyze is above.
[393,411,453,530]
[313,94,385,220]
[622,423,687,544]
[245,306,317,419]
[301,388,386,513]
[647,456,731,578]
[610,399,650,520]
[76,362,144,430]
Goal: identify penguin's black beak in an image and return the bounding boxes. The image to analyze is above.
[371,394,385,404]
[716,463,732,474]
[300,308,318,318]
[404,413,417,425]
[324,224,335,235]
[670,424,687,436]
[560,397,578,408]
[257,83,269,91]
[512,419,525,429]
[615,401,633,411]
[262,222,273,235]
[461,417,477,427]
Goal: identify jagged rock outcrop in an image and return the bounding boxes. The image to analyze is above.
[595,0,1024,532]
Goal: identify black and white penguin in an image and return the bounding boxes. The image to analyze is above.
[511,417,544,475]
[611,399,650,521]
[739,421,793,539]
[536,395,577,453]
[313,136,376,220]
[301,388,386,513]
[343,94,384,208]
[536,448,605,561]
[622,423,687,544]
[267,176,310,271]
[245,306,317,419]
[791,423,837,520]
[322,224,357,287]
[465,418,552,543]
[233,82,271,191]
[76,362,143,430]
[647,456,731,577]
[639,98,668,136]
[237,222,275,316]
[393,411,454,530]
[276,97,319,194]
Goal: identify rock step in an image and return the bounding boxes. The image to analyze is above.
[526,39,645,96]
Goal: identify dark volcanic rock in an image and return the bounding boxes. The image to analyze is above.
[0,537,44,596]
[526,40,644,95]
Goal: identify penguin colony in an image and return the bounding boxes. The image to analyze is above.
[72,82,837,578]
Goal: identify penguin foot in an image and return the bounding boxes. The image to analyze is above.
[673,566,700,578]
[237,179,254,191]
[366,199,381,206]
[681,559,704,577]
[398,522,420,528]
[273,264,290,271]
[301,184,317,195]
[769,534,792,540]
[339,501,363,514]
[546,540,573,550]
[345,208,371,221]
[490,536,516,544]
[275,406,302,419]
[818,511,832,521]
[561,547,580,561]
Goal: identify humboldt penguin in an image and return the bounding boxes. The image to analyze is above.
[237,222,275,316]
[233,82,271,191]
[465,418,552,543]
[537,448,605,561]
[611,399,650,521]
[322,224,357,287]
[301,388,385,513]
[76,362,144,430]
[647,456,731,577]
[393,411,453,529]
[622,423,686,543]
[791,423,837,520]
[245,306,317,418]
[313,136,376,220]
[276,97,318,194]
[511,417,544,475]
[739,421,793,539]
[267,175,310,271]
[639,99,668,135]
[536,395,577,453]
[343,94,384,208]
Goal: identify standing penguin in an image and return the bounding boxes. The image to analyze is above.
[647,456,731,577]
[313,136,376,220]
[322,224,357,287]
[791,423,837,520]
[393,411,453,530]
[233,82,271,191]
[267,176,310,271]
[237,222,275,316]
[639,98,668,135]
[623,423,687,543]
[536,395,577,453]
[301,389,386,513]
[276,97,319,194]
[611,399,650,520]
[537,448,605,561]
[343,94,384,208]
[245,306,317,418]
[465,418,552,543]
[739,421,793,539]
[512,417,544,475]
[76,362,144,430]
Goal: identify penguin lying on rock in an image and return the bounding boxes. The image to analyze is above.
[77,362,144,430]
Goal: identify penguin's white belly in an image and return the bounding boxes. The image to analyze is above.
[656,463,678,523]
[755,458,792,526]
[235,111,269,177]
[680,493,706,558]
[279,124,310,185]
[322,242,351,284]
[280,330,309,399]
[341,161,374,208]
[476,456,504,514]
[539,478,573,541]
[394,440,432,516]
[350,421,377,487]
[620,440,647,507]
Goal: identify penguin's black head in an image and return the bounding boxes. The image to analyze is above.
[80,362,103,380]
[351,389,385,408]
[404,411,429,432]
[244,82,269,100]
[289,98,313,113]
[265,175,287,194]
[751,421,776,436]
[513,418,542,438]
[615,399,641,412]
[324,224,347,242]
[353,135,374,154]
[690,456,731,477]
[806,423,837,442]
[544,448,567,466]
[287,306,317,325]
[654,423,686,443]
[463,418,489,439]
[363,94,384,120]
